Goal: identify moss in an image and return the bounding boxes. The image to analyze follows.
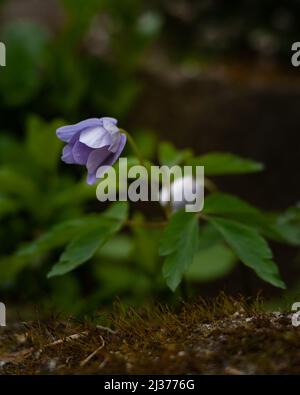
[0,294,299,374]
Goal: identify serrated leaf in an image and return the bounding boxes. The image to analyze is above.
[204,193,267,228]
[271,206,300,246]
[159,210,199,291]
[47,202,128,277]
[203,193,294,244]
[189,152,263,175]
[208,217,285,289]
[204,193,260,216]
[17,216,102,257]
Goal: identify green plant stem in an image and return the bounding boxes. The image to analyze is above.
[205,178,218,193]
[120,129,145,166]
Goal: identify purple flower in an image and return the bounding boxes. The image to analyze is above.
[56,117,126,185]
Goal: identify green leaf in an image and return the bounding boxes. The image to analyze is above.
[186,244,236,282]
[159,210,199,291]
[198,224,223,250]
[158,142,192,167]
[0,167,37,199]
[94,264,151,299]
[203,192,288,244]
[204,193,260,216]
[189,152,264,175]
[47,202,128,277]
[208,217,286,289]
[1,216,110,282]
[271,206,300,246]
[98,235,134,261]
[132,212,161,272]
[62,0,104,41]
[17,216,102,257]
[135,130,157,160]
[204,193,267,228]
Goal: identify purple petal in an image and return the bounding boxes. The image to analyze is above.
[87,172,97,185]
[102,118,119,135]
[56,118,101,143]
[109,133,121,153]
[79,126,112,149]
[85,134,126,185]
[72,140,93,165]
[100,117,117,127]
[86,147,111,176]
[96,133,127,178]
[61,144,76,164]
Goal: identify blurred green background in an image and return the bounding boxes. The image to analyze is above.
[1,0,300,316]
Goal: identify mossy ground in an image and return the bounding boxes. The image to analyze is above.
[0,295,299,375]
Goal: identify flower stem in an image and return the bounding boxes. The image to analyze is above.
[120,129,145,166]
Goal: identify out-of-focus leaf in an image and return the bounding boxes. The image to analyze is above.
[158,141,192,167]
[132,212,161,272]
[0,255,29,283]
[135,130,157,160]
[160,210,199,291]
[97,235,134,261]
[271,206,300,246]
[186,244,236,282]
[17,216,103,257]
[0,135,23,165]
[94,264,151,298]
[0,21,49,105]
[208,217,286,289]
[0,167,37,199]
[47,274,83,314]
[189,152,264,175]
[0,196,20,217]
[47,202,128,277]
[26,116,64,171]
[62,0,104,42]
[49,179,96,210]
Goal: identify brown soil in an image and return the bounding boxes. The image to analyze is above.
[0,295,299,375]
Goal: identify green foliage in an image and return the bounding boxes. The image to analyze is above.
[26,117,63,171]
[186,244,236,282]
[208,217,286,289]
[0,21,50,106]
[188,152,264,175]
[48,202,129,277]
[160,210,199,291]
